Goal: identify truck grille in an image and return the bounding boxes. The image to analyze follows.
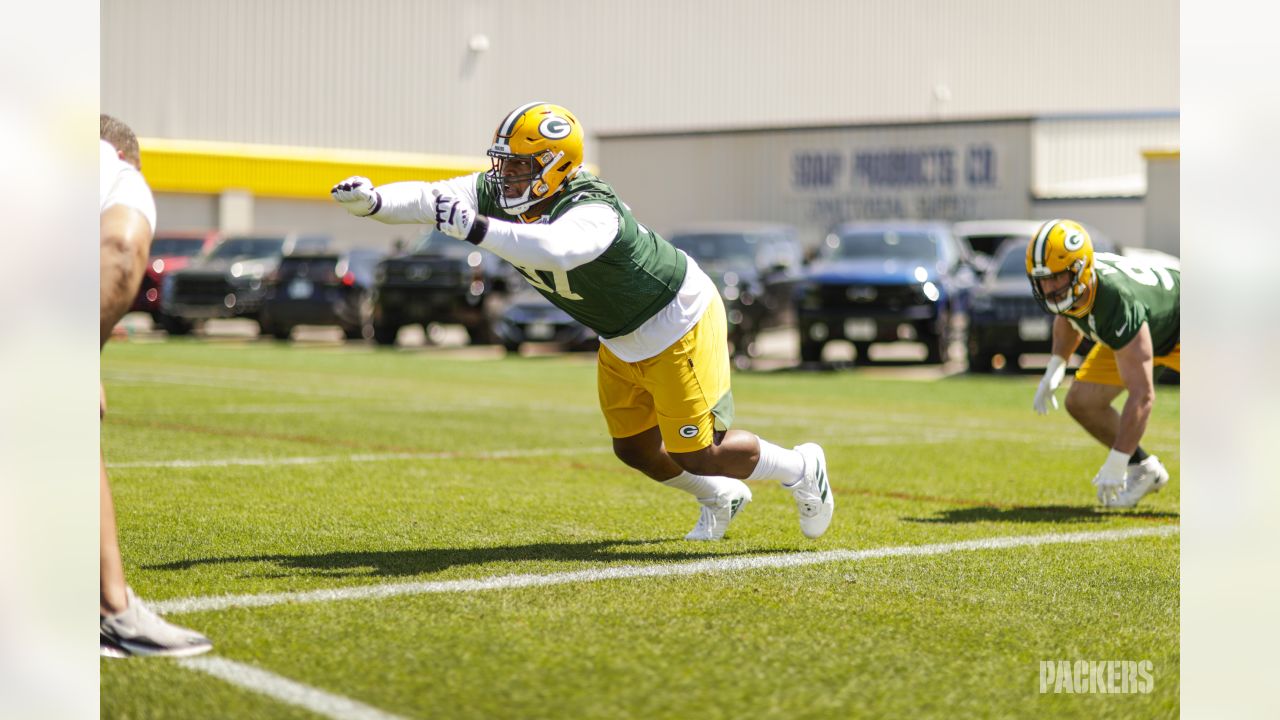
[381,260,466,288]
[171,274,231,304]
[990,296,1042,322]
[815,284,926,312]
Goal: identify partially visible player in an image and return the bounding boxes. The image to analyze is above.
[332,101,834,541]
[99,114,212,657]
[1026,219,1179,508]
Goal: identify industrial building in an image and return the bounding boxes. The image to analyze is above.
[102,0,1178,254]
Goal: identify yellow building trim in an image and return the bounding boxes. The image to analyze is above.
[137,138,490,200]
[1142,149,1180,160]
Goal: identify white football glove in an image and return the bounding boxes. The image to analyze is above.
[1033,354,1068,415]
[330,176,381,217]
[432,190,488,244]
[1093,449,1130,506]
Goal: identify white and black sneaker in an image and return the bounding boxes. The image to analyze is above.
[685,481,753,541]
[788,443,835,539]
[100,587,213,658]
[100,633,131,659]
[1110,455,1171,509]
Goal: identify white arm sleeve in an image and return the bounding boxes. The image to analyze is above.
[368,174,480,225]
[479,203,620,272]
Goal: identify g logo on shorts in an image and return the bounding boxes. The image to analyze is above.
[538,116,572,139]
[679,424,699,439]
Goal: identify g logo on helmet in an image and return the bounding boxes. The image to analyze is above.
[678,424,699,439]
[1063,229,1085,252]
[538,116,572,140]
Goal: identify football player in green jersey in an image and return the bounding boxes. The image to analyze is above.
[332,101,834,540]
[1026,219,1179,508]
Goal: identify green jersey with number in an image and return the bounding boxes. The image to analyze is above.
[475,171,687,339]
[1067,252,1180,355]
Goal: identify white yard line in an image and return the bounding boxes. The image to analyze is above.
[107,446,611,469]
[106,429,1111,468]
[153,526,1177,616]
[176,655,410,720]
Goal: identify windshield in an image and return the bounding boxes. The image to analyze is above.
[411,231,475,259]
[670,234,758,266]
[150,237,205,258]
[346,251,383,275]
[828,231,938,261]
[207,237,284,260]
[996,247,1030,278]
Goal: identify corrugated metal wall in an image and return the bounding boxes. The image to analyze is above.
[102,0,1178,155]
[599,120,1034,249]
[1144,155,1180,254]
[1032,116,1180,197]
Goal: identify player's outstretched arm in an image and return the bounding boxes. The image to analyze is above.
[450,198,619,271]
[1111,323,1156,454]
[100,204,153,348]
[331,175,480,225]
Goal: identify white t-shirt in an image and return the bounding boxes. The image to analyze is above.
[99,139,156,230]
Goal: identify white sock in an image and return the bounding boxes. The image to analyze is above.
[746,439,806,486]
[661,471,741,503]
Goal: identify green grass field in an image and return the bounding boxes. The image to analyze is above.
[100,339,1179,719]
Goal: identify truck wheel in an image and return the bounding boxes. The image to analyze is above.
[800,339,825,364]
[853,342,874,365]
[372,322,400,346]
[967,349,994,373]
[924,330,947,364]
[157,313,192,336]
[343,324,372,341]
[465,322,496,345]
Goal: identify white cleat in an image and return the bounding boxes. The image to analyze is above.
[1109,455,1170,509]
[788,443,835,539]
[100,587,213,658]
[685,481,752,541]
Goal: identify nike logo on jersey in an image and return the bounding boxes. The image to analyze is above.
[1116,322,1128,336]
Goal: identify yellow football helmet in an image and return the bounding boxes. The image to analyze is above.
[1025,219,1096,317]
[485,101,585,215]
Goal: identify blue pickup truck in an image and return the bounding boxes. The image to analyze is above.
[795,221,979,365]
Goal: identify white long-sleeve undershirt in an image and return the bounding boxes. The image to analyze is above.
[367,174,620,272]
[480,205,618,272]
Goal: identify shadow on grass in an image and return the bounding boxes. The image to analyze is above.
[903,504,1180,525]
[145,538,774,578]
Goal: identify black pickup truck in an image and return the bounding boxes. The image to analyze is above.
[371,231,517,346]
[160,233,329,335]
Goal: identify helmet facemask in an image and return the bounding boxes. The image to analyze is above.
[1030,260,1090,314]
[485,146,563,215]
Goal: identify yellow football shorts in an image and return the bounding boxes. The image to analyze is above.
[1075,342,1181,386]
[596,293,735,453]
